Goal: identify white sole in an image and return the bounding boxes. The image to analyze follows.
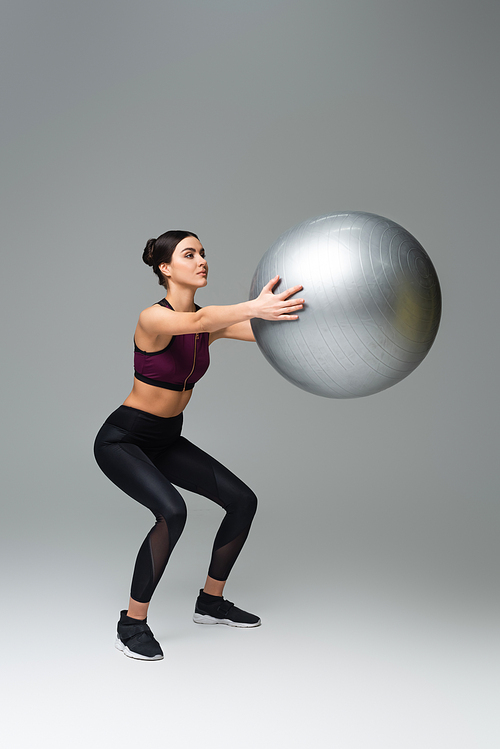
[115,636,164,660]
[193,613,261,628]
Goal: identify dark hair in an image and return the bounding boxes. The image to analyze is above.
[142,230,199,287]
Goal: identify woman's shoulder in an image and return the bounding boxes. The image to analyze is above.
[138,301,173,329]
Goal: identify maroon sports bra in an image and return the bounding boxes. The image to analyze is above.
[134,299,210,392]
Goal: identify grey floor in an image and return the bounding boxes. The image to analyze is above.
[5,534,499,749]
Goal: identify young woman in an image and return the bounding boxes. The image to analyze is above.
[94,230,304,660]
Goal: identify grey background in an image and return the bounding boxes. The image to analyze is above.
[2,1,499,747]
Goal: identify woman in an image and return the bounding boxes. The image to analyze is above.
[94,230,304,661]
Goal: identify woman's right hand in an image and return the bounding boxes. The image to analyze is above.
[252,276,304,321]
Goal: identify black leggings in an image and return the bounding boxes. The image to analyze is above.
[94,406,257,603]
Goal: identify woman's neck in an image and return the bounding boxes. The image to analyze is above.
[165,286,196,313]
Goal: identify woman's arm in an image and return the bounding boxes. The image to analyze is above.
[138,277,304,338]
[209,320,255,344]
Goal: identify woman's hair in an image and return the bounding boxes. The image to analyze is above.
[143,230,199,287]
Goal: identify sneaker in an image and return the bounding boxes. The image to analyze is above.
[193,590,261,628]
[115,610,164,660]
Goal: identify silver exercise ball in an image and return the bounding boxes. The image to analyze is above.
[249,212,441,398]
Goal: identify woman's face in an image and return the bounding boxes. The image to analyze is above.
[160,236,208,289]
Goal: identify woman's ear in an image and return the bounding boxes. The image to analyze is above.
[159,262,170,279]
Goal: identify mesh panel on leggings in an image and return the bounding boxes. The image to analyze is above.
[130,515,170,603]
[207,526,251,582]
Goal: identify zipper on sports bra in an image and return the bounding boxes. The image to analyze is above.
[183,333,199,391]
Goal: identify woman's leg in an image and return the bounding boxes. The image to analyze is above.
[154,437,261,627]
[203,576,226,596]
[94,437,188,608]
[153,436,258,584]
[127,597,150,620]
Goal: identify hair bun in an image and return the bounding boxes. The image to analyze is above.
[142,238,157,266]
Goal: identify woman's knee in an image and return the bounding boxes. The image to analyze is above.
[168,503,188,537]
[231,485,258,520]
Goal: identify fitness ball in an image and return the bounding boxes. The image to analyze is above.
[249,211,441,398]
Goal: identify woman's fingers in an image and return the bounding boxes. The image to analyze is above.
[278,300,304,311]
[256,277,304,320]
[261,275,280,293]
[278,283,304,300]
[261,278,303,300]
[261,278,303,297]
[278,290,305,309]
[273,300,304,319]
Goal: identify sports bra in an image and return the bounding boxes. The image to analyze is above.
[134,299,210,392]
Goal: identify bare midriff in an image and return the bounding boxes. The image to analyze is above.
[123,378,193,418]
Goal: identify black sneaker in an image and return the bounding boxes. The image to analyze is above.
[193,590,261,628]
[115,610,164,660]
